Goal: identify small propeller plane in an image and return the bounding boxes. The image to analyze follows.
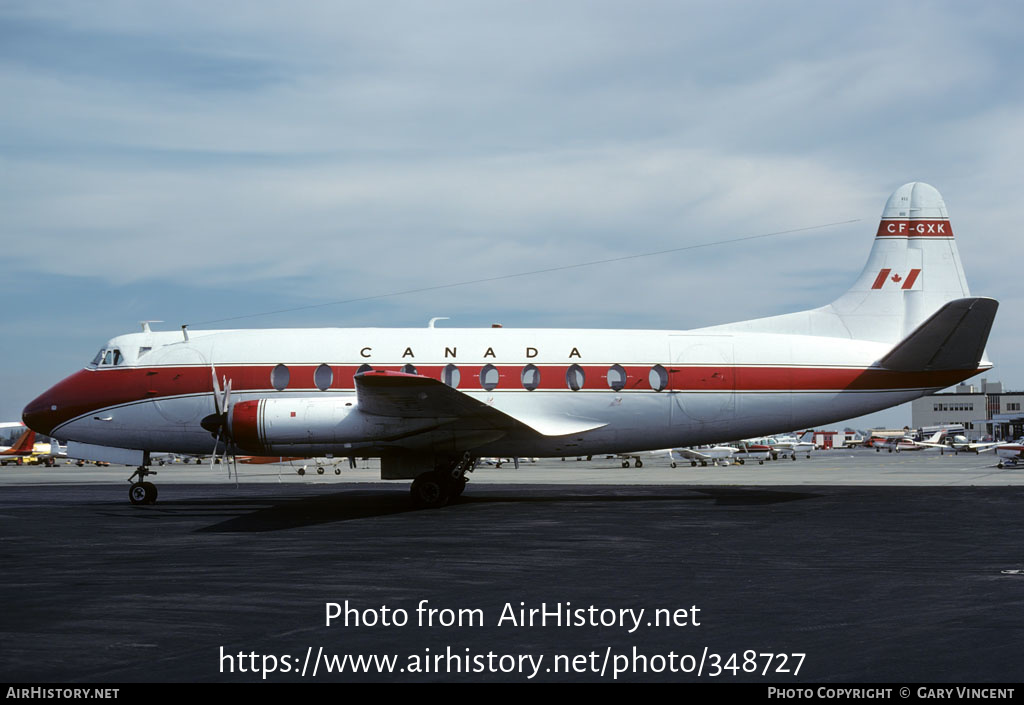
[22,183,998,507]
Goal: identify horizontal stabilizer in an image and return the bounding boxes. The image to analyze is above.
[879,297,998,372]
[355,371,606,437]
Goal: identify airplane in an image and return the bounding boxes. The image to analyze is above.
[663,445,740,467]
[746,431,816,460]
[771,431,816,458]
[0,421,27,452]
[960,437,1024,467]
[22,182,999,507]
[0,427,38,465]
[993,441,1024,468]
[872,430,945,453]
[932,434,1000,454]
[730,441,772,465]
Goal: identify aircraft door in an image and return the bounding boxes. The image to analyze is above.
[147,345,211,425]
[668,335,736,426]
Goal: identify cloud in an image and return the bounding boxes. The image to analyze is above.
[3,1,1024,423]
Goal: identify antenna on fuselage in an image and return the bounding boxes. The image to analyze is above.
[140,320,163,333]
[428,317,449,328]
[181,325,189,342]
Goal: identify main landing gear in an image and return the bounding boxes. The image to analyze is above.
[127,466,158,505]
[409,454,476,509]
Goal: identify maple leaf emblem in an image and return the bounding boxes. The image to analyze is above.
[891,273,902,283]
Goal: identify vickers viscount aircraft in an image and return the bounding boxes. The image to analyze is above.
[22,183,998,507]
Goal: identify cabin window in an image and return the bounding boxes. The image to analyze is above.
[356,364,373,375]
[480,364,500,391]
[271,364,290,391]
[607,364,626,391]
[443,364,460,388]
[400,364,418,375]
[649,364,668,391]
[521,364,540,391]
[566,364,585,391]
[90,350,104,367]
[102,350,114,366]
[138,347,152,358]
[314,364,333,391]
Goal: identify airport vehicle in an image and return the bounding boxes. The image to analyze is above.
[22,183,998,507]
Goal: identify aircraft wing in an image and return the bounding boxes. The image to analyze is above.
[971,443,1002,453]
[670,448,713,461]
[355,371,607,437]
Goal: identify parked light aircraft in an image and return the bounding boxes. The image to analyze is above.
[938,434,999,454]
[745,431,816,460]
[663,445,739,467]
[22,183,998,507]
[0,427,37,465]
[872,430,945,453]
[992,442,1024,468]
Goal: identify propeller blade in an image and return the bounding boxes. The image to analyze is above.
[222,378,232,416]
[213,366,225,415]
[209,428,222,471]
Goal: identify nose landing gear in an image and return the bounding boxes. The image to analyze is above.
[127,466,158,505]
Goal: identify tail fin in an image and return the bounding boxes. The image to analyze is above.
[712,182,978,344]
[3,429,36,454]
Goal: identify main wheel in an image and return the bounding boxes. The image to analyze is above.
[410,473,448,508]
[335,468,341,475]
[670,462,677,468]
[317,466,325,475]
[621,460,629,468]
[634,459,643,468]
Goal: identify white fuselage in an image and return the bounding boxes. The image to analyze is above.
[30,324,968,460]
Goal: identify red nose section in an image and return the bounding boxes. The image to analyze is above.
[22,368,133,436]
[23,390,61,436]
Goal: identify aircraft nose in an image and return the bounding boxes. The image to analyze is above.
[22,395,58,436]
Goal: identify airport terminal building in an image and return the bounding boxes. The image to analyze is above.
[911,379,1024,441]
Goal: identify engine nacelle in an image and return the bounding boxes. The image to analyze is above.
[228,397,440,455]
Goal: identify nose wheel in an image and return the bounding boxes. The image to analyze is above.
[127,466,159,505]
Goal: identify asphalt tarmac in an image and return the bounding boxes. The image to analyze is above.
[1,451,1022,683]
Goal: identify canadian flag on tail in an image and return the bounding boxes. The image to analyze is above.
[871,267,922,290]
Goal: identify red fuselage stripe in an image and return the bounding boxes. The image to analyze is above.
[25,363,983,435]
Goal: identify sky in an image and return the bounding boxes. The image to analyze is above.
[2,1,1022,431]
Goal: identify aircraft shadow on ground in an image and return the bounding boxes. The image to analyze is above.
[179,486,821,533]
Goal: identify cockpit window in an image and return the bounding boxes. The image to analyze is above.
[94,348,124,367]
